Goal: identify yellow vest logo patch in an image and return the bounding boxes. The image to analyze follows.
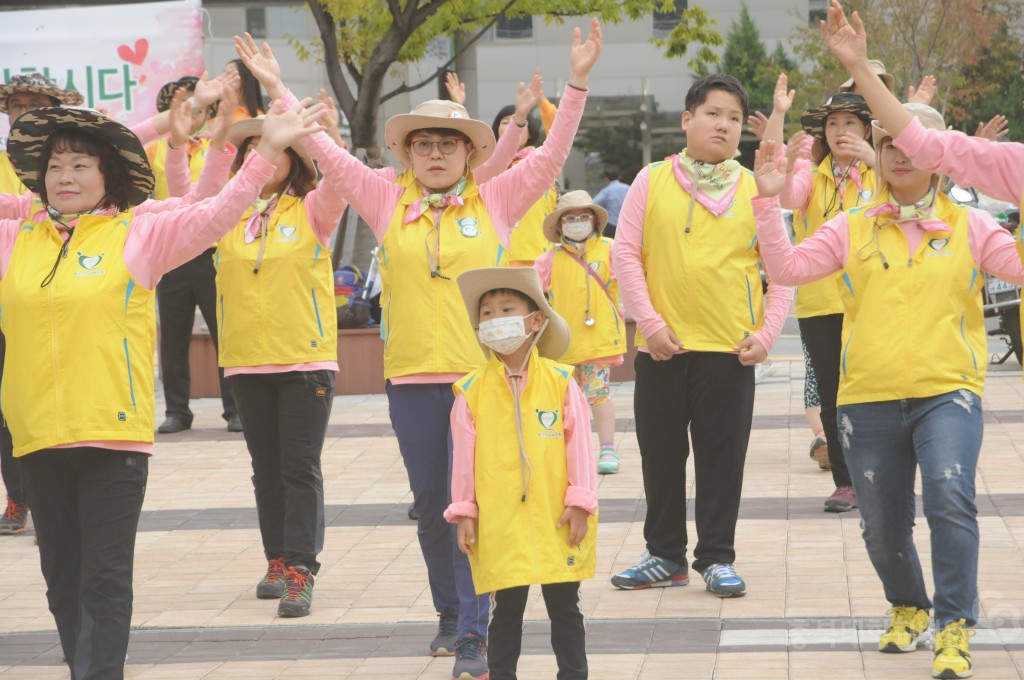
[536,409,559,430]
[277,225,299,242]
[457,218,479,238]
[75,252,106,276]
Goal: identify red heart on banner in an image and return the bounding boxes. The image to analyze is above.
[117,39,149,66]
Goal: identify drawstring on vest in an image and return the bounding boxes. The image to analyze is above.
[500,318,549,503]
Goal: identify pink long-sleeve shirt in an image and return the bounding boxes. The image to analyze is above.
[751,194,1024,288]
[612,164,794,353]
[444,368,598,521]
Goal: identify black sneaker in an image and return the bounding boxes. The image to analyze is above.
[429,612,458,656]
[226,415,243,433]
[277,565,314,617]
[157,415,191,434]
[452,633,488,680]
[256,557,286,599]
[0,497,28,535]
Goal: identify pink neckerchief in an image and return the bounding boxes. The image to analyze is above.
[245,193,279,244]
[404,176,467,225]
[864,191,948,232]
[672,153,742,216]
[832,159,863,195]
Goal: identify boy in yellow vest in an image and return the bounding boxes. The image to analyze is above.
[446,267,598,679]
[534,190,625,474]
[611,74,793,595]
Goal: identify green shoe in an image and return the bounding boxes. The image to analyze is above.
[597,449,620,474]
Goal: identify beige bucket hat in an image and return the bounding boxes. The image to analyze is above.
[542,190,608,243]
[840,59,895,93]
[225,117,314,171]
[871,102,945,146]
[385,100,495,169]
[457,267,570,361]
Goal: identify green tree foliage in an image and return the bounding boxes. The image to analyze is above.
[949,21,1024,142]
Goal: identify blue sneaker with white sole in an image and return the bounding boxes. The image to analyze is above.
[701,563,746,597]
[611,554,689,589]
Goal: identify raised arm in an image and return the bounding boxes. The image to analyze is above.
[474,69,544,184]
[762,73,794,146]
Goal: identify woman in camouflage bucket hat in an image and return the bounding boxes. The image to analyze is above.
[0,97,324,680]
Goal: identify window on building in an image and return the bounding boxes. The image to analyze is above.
[246,8,267,39]
[809,0,828,25]
[495,14,533,40]
[653,2,687,37]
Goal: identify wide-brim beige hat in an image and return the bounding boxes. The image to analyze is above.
[840,59,895,93]
[385,100,495,170]
[871,102,945,146]
[225,117,313,171]
[0,73,83,114]
[542,190,608,243]
[457,267,570,361]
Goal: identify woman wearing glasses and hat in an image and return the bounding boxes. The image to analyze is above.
[234,20,601,678]
[0,99,322,680]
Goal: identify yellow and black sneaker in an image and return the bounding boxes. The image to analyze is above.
[879,606,931,653]
[932,619,974,679]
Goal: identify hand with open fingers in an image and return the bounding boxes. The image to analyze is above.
[754,140,788,197]
[316,88,347,147]
[907,75,936,105]
[568,18,602,89]
[976,114,1009,141]
[557,506,589,547]
[234,32,285,99]
[735,335,768,366]
[444,71,466,106]
[773,73,795,114]
[836,131,874,166]
[647,325,681,361]
[255,98,326,161]
[193,72,224,109]
[514,69,543,124]
[168,88,191,148]
[209,84,239,151]
[456,517,476,555]
[747,111,768,140]
[820,0,868,70]
[785,130,811,168]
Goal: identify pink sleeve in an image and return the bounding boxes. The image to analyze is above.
[135,144,236,215]
[752,195,848,287]
[479,85,587,247]
[298,125,351,248]
[0,218,23,278]
[895,117,1024,205]
[123,152,274,289]
[473,118,522,185]
[0,191,33,220]
[780,157,812,211]
[611,167,665,337]
[164,144,192,198]
[751,280,793,353]
[967,207,1024,284]
[131,120,160,147]
[562,376,598,515]
[533,248,555,290]
[444,392,478,521]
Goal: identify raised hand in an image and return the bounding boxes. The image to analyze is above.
[444,71,466,106]
[168,88,191,148]
[568,18,602,89]
[820,0,868,70]
[255,98,326,162]
[747,111,768,140]
[907,75,936,105]
[193,72,224,109]
[835,131,874,166]
[209,80,239,152]
[754,139,789,198]
[514,69,543,124]
[975,114,1009,141]
[234,32,285,99]
[773,73,795,114]
[785,130,811,169]
[317,88,348,148]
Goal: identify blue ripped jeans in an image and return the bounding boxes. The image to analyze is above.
[838,390,982,627]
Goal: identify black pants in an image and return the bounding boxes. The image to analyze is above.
[634,351,754,574]
[20,448,148,680]
[0,331,21,503]
[798,314,852,487]
[231,370,334,573]
[488,581,586,679]
[156,249,236,423]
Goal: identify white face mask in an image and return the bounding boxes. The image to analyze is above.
[561,222,593,242]
[477,312,535,355]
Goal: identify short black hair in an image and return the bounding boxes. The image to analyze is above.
[479,288,540,313]
[38,129,134,212]
[491,105,539,148]
[685,74,750,120]
[603,165,619,181]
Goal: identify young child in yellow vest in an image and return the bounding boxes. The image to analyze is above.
[610,73,793,596]
[533,190,625,474]
[445,266,598,679]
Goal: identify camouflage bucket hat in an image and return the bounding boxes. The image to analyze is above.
[800,92,873,139]
[0,73,84,114]
[8,107,155,206]
[156,76,219,117]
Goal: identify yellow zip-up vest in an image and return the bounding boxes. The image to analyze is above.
[379,173,509,379]
[837,192,984,404]
[508,186,557,264]
[0,152,26,195]
[547,238,624,364]
[146,137,210,200]
[0,210,156,456]
[215,194,337,368]
[637,159,763,352]
[793,156,875,318]
[455,349,597,594]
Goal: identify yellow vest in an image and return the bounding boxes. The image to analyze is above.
[0,210,156,456]
[0,152,26,195]
[455,349,597,593]
[793,156,876,318]
[215,194,337,368]
[379,173,509,379]
[547,238,624,364]
[508,187,557,264]
[837,192,985,404]
[146,137,210,200]
[637,159,763,352]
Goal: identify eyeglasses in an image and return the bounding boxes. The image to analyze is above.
[410,138,463,157]
[560,214,593,225]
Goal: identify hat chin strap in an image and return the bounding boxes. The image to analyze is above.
[501,316,549,503]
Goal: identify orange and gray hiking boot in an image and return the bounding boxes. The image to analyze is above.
[278,565,314,617]
[256,557,287,599]
[0,497,28,535]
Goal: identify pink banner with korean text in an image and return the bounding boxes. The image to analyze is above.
[0,0,203,146]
